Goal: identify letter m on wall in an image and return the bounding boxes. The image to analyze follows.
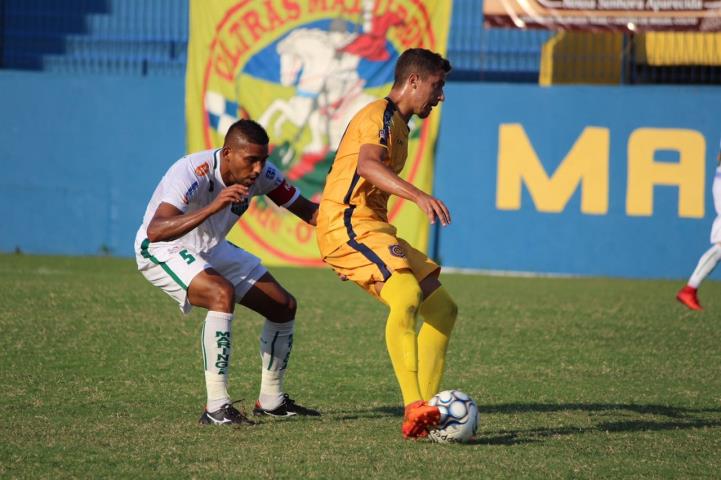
[496,124,609,214]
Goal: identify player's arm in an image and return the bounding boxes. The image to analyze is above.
[146,184,249,242]
[263,170,317,225]
[285,195,319,226]
[356,144,451,225]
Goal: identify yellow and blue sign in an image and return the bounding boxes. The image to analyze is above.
[186,0,453,266]
[435,84,721,278]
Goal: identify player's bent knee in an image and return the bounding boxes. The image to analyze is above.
[208,279,236,312]
[380,271,423,324]
[267,291,296,323]
[443,294,458,321]
[420,287,458,332]
[394,287,423,314]
[188,271,236,312]
[284,292,297,320]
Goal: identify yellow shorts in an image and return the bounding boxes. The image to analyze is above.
[322,232,439,298]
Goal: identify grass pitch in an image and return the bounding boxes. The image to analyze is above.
[1,254,720,479]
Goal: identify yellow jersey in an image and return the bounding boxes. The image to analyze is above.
[317,97,409,256]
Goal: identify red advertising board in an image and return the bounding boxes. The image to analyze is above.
[483,0,721,31]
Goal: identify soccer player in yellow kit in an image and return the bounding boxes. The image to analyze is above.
[316,48,456,438]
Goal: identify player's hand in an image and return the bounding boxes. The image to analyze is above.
[210,184,249,213]
[415,192,451,226]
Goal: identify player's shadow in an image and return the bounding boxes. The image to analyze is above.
[473,403,721,446]
[341,403,721,446]
[476,402,721,418]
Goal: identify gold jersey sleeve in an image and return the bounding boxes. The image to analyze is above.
[317,97,410,256]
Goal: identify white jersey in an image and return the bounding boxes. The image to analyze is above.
[134,148,299,255]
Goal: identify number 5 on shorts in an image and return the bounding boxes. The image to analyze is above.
[179,249,195,265]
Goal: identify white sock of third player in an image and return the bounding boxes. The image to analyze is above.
[688,243,721,288]
[202,311,234,413]
[258,319,294,410]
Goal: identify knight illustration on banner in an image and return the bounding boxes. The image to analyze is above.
[186,0,452,266]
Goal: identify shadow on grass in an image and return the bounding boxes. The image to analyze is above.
[476,403,721,418]
[336,402,721,446]
[475,418,721,446]
[335,405,403,421]
[476,403,721,445]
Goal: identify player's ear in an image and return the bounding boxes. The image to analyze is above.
[408,72,419,89]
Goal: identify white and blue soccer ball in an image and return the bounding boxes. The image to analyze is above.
[428,390,480,443]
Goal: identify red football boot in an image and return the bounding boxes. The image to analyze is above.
[676,286,703,311]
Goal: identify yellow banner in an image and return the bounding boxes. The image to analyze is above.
[186,0,452,266]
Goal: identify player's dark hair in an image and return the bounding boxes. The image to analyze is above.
[392,48,451,88]
[224,119,269,146]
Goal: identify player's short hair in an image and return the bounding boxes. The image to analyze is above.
[393,48,451,88]
[224,119,269,147]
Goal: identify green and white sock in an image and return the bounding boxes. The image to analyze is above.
[202,310,233,413]
[258,319,294,410]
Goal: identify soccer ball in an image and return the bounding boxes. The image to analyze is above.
[427,390,479,443]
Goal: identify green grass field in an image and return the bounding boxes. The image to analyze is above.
[1,254,720,479]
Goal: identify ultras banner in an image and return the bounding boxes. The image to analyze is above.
[483,0,721,32]
[186,0,452,266]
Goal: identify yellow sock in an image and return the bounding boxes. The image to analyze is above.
[379,270,423,406]
[417,287,457,401]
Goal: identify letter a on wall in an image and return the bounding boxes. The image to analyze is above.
[185,0,453,266]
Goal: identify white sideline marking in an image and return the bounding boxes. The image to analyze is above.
[440,267,581,279]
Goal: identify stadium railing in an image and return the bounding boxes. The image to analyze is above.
[0,0,718,84]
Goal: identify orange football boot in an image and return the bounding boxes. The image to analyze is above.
[401,400,441,438]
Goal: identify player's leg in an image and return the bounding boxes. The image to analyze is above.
[136,243,251,425]
[392,239,458,401]
[239,271,320,417]
[187,268,243,423]
[209,241,318,417]
[377,270,441,438]
[323,236,439,437]
[677,242,721,310]
[377,269,424,406]
[416,272,458,401]
[681,177,721,310]
[678,205,721,310]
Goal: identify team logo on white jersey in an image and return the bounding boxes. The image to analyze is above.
[183,181,200,205]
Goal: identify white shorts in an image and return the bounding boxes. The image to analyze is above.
[711,170,721,244]
[136,240,267,314]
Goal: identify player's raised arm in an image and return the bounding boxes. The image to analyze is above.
[146,184,249,242]
[357,144,450,226]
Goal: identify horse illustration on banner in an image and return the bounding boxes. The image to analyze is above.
[258,26,376,171]
[189,0,449,266]
[204,8,403,198]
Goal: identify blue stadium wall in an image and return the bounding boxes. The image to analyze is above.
[0,71,186,257]
[0,72,719,280]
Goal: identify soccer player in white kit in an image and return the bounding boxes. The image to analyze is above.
[677,139,721,311]
[135,119,320,424]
